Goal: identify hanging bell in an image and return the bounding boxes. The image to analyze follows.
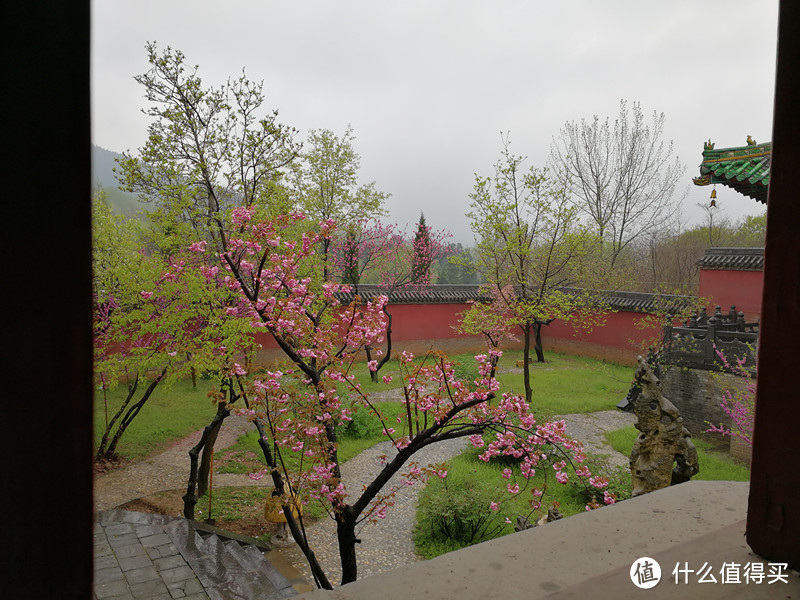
[710,188,717,207]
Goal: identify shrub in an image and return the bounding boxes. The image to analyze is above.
[417,476,505,545]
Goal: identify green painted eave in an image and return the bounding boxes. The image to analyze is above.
[693,139,770,203]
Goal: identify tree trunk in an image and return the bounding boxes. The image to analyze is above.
[234,377,334,590]
[533,322,545,363]
[183,401,230,519]
[522,323,533,403]
[102,369,166,460]
[336,511,359,585]
[96,376,139,461]
[251,417,333,589]
[369,305,393,383]
[532,319,553,364]
[197,420,222,498]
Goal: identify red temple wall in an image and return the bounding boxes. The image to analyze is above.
[698,269,763,321]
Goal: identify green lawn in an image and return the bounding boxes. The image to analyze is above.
[94,351,635,462]
[342,349,633,418]
[490,350,632,418]
[94,377,219,461]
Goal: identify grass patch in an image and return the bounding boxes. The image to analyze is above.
[491,351,632,418]
[414,446,629,559]
[195,487,267,521]
[604,425,750,482]
[94,378,219,461]
[348,349,632,419]
[195,486,329,524]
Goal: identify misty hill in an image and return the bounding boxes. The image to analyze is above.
[92,145,146,218]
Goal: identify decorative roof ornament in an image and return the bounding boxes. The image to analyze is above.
[693,138,770,203]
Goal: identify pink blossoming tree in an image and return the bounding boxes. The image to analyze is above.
[157,208,613,587]
[706,345,756,447]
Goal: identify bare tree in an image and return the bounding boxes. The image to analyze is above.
[550,100,685,269]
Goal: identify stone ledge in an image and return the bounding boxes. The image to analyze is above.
[296,481,799,599]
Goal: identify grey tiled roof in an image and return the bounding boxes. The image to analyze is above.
[336,284,694,313]
[696,247,764,271]
[335,284,489,304]
[558,288,694,313]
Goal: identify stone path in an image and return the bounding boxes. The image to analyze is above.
[94,415,269,512]
[554,410,636,470]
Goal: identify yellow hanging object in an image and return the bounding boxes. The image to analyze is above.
[264,492,302,523]
[710,187,717,207]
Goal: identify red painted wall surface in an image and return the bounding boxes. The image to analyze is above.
[252,302,659,367]
[543,310,661,366]
[253,302,491,363]
[698,269,763,321]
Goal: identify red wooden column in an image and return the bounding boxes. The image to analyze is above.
[747,1,800,568]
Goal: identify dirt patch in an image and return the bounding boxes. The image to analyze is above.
[118,488,279,541]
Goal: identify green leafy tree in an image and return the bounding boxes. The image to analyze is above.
[438,243,480,284]
[292,126,388,279]
[92,193,243,462]
[465,136,602,403]
[109,42,304,489]
[117,42,300,256]
[411,212,431,282]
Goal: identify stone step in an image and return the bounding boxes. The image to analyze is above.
[227,541,297,597]
[165,519,296,599]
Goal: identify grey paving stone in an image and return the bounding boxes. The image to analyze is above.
[105,523,136,536]
[165,579,186,598]
[154,554,188,572]
[94,522,105,534]
[181,579,205,596]
[95,565,125,584]
[134,524,166,538]
[165,575,208,599]
[95,553,121,571]
[95,543,114,557]
[140,532,173,548]
[129,578,171,599]
[182,594,210,600]
[115,542,148,559]
[109,532,140,547]
[147,542,179,560]
[104,592,135,600]
[123,565,161,585]
[118,553,154,572]
[95,578,131,599]
[159,565,195,585]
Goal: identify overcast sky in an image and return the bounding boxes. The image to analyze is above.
[92,1,778,244]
